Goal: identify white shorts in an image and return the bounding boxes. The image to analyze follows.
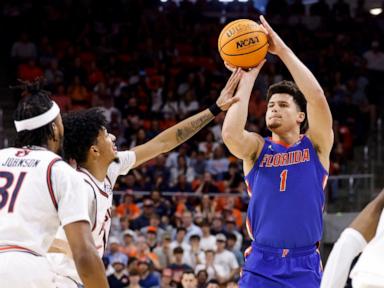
[47,253,82,288]
[0,252,56,288]
[351,233,384,288]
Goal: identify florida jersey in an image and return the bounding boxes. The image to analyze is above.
[244,135,328,248]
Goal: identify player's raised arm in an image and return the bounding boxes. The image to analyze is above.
[222,62,266,174]
[131,69,242,168]
[260,15,333,169]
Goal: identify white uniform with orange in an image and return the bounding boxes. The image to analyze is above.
[48,151,136,286]
[350,210,384,288]
[0,147,90,288]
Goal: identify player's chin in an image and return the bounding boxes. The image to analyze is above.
[267,122,282,130]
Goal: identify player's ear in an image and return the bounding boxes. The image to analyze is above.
[51,122,58,142]
[90,145,99,155]
[297,111,305,124]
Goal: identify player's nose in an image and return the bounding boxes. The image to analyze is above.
[109,133,116,141]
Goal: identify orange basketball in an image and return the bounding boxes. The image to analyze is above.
[218,19,268,69]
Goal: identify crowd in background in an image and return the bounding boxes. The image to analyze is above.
[3,0,384,287]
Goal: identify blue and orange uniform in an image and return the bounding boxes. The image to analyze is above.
[239,135,328,288]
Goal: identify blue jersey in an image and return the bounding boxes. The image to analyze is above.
[244,135,328,248]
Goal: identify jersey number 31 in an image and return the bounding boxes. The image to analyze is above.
[0,171,27,212]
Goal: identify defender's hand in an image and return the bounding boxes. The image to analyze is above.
[216,68,243,111]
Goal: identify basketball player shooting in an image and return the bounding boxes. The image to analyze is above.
[222,16,334,287]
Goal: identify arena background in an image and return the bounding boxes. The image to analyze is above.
[0,0,383,287]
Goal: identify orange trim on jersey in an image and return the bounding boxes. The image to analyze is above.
[244,246,252,258]
[0,245,40,256]
[322,175,328,190]
[245,180,252,197]
[246,217,254,240]
[46,158,61,210]
[268,134,304,148]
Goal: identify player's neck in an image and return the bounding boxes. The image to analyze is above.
[82,161,108,182]
[271,131,301,146]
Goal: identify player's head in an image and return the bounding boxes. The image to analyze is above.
[63,107,117,166]
[13,81,63,154]
[266,80,308,134]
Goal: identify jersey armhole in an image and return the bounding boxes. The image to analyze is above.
[47,158,62,210]
[244,141,269,178]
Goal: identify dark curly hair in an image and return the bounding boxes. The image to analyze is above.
[13,80,56,147]
[63,107,107,164]
[266,80,308,134]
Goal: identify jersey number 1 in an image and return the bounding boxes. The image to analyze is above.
[0,171,27,212]
[279,169,288,192]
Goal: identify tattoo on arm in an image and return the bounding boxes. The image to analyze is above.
[176,113,213,143]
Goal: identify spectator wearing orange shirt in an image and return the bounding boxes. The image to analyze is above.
[116,192,141,219]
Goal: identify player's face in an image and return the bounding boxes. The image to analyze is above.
[52,115,64,155]
[266,94,304,134]
[95,127,118,164]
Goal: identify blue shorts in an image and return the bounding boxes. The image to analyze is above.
[239,242,322,288]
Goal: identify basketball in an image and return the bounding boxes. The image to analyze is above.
[218,19,269,69]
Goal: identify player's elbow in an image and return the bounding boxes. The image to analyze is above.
[222,129,236,145]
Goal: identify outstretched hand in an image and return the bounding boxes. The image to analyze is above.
[216,68,243,111]
[259,15,288,56]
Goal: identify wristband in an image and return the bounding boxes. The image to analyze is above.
[209,103,222,116]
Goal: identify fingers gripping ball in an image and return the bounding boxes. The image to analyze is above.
[218,19,268,69]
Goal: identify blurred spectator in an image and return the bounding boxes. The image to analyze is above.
[193,173,219,194]
[107,253,129,288]
[120,229,138,258]
[182,211,202,243]
[131,198,155,230]
[206,145,229,180]
[154,232,173,270]
[161,268,176,288]
[168,247,192,285]
[194,250,219,281]
[226,233,243,267]
[213,234,239,284]
[11,32,37,62]
[150,190,171,217]
[170,155,195,186]
[200,220,216,252]
[170,227,190,253]
[127,269,141,288]
[196,269,208,288]
[180,270,198,288]
[224,217,243,251]
[138,258,160,288]
[198,131,219,158]
[116,191,141,219]
[184,234,204,269]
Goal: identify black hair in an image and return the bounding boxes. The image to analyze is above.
[63,107,107,164]
[181,269,196,280]
[13,80,56,147]
[266,80,308,133]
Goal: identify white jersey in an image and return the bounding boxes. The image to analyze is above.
[350,210,384,288]
[49,150,136,284]
[0,147,90,256]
